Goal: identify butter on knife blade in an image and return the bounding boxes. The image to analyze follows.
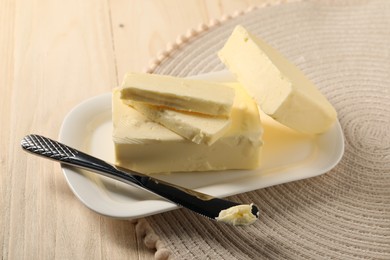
[216,203,259,226]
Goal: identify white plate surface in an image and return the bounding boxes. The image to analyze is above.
[59,71,344,219]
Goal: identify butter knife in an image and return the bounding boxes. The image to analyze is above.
[21,134,259,224]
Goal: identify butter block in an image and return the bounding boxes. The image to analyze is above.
[129,101,231,145]
[112,86,262,174]
[218,25,337,134]
[120,72,235,116]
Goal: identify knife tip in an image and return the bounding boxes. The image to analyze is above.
[251,203,260,218]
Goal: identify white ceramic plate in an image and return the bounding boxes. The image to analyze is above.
[59,71,344,219]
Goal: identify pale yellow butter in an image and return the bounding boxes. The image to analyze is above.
[120,72,235,116]
[112,84,262,174]
[218,25,337,134]
[129,101,231,145]
[216,204,258,226]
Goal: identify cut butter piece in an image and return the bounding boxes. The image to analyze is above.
[128,100,231,145]
[112,85,262,174]
[218,25,337,134]
[120,72,235,116]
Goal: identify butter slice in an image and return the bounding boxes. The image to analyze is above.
[129,101,231,145]
[120,72,235,116]
[218,25,337,134]
[112,85,262,174]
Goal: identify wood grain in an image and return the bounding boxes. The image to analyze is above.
[1,0,274,259]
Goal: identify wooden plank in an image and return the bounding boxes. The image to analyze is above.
[0,0,16,258]
[1,0,135,259]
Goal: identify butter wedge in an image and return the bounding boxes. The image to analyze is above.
[120,72,235,116]
[129,101,231,145]
[112,86,262,174]
[218,25,337,134]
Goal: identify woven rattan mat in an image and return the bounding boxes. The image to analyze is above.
[134,1,390,259]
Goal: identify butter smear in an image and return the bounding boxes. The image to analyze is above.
[216,204,258,226]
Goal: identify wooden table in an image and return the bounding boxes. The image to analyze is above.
[1,0,280,258]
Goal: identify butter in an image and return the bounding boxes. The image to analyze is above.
[112,84,262,174]
[218,25,337,134]
[120,72,235,116]
[216,204,258,226]
[129,101,231,145]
